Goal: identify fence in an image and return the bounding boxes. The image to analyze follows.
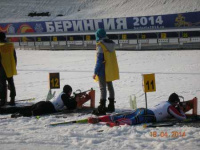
[8,28,200,50]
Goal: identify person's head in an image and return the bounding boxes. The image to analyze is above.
[63,85,72,95]
[0,32,6,42]
[168,93,180,106]
[95,28,106,42]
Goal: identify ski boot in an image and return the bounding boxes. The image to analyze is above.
[106,121,119,127]
[88,117,100,124]
[0,99,6,107]
[92,99,106,116]
[107,98,115,113]
[8,97,15,106]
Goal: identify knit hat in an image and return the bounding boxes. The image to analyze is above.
[168,93,180,103]
[0,32,6,41]
[63,85,72,94]
[95,28,106,42]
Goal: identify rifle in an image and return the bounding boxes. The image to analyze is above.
[179,97,197,115]
[73,88,93,97]
[73,88,95,109]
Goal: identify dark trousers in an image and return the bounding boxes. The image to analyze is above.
[0,69,16,101]
[0,101,56,116]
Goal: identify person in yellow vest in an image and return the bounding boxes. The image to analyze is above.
[0,32,17,106]
[92,28,119,115]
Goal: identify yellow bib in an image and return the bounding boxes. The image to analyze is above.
[95,42,119,82]
[0,43,17,77]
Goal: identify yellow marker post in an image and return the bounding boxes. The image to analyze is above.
[122,34,127,40]
[141,34,146,39]
[182,32,188,38]
[161,33,167,39]
[142,73,156,109]
[86,35,91,41]
[53,36,57,41]
[69,37,74,41]
[37,37,41,42]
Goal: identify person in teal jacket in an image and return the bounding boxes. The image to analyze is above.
[93,28,119,116]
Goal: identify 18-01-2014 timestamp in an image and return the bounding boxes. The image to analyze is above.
[150,131,186,138]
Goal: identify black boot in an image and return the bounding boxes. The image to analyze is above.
[8,97,15,106]
[0,99,6,107]
[107,98,115,113]
[92,99,106,116]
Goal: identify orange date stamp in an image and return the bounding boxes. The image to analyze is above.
[150,131,186,138]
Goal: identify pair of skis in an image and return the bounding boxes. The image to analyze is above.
[49,115,200,127]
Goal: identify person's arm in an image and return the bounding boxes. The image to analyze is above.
[168,105,186,120]
[14,49,17,66]
[0,53,3,70]
[93,46,104,78]
[61,94,77,110]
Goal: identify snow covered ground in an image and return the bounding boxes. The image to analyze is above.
[0,49,200,150]
[0,0,200,150]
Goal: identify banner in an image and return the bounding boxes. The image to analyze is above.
[0,11,200,35]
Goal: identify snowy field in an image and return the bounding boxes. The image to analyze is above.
[0,49,200,150]
[0,0,200,22]
[1,0,200,149]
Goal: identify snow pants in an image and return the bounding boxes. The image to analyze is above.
[98,76,114,100]
[0,67,16,101]
[99,108,156,125]
[0,101,56,116]
[111,108,156,125]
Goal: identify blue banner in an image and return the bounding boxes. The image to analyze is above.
[0,11,200,35]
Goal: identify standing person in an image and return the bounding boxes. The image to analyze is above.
[0,85,77,117]
[88,93,187,127]
[0,32,17,106]
[92,28,119,115]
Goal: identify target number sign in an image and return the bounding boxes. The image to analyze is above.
[143,73,156,92]
[49,73,60,89]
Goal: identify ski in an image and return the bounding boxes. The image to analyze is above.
[16,98,35,102]
[144,116,200,128]
[0,117,10,120]
[55,108,93,118]
[49,118,88,126]
[143,123,175,128]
